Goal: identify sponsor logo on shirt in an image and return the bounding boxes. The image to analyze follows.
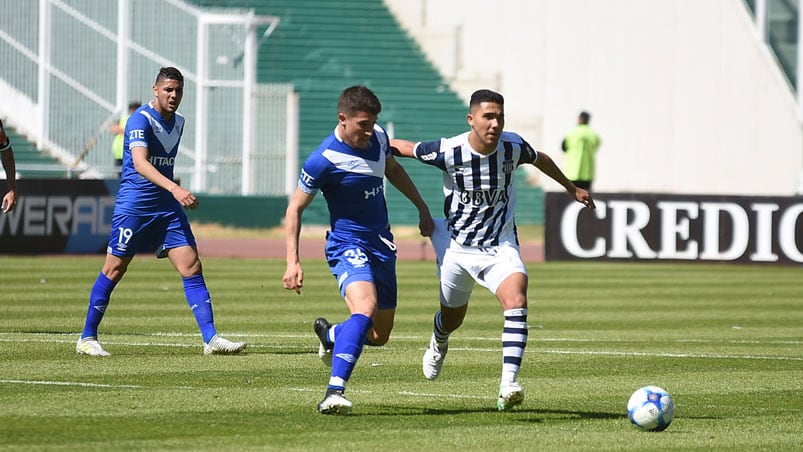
[459,188,509,206]
[420,151,437,161]
[364,184,385,200]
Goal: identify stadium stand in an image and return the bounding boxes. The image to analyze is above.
[1,122,69,179]
[193,0,544,225]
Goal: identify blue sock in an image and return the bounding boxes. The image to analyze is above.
[183,274,217,343]
[328,313,372,390]
[81,273,117,339]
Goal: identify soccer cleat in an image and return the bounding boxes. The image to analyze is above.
[317,389,353,415]
[313,317,333,367]
[497,381,525,411]
[203,335,247,355]
[76,337,111,356]
[422,333,447,380]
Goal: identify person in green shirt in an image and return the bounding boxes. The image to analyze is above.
[110,101,141,178]
[561,111,601,191]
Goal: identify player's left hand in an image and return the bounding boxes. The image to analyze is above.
[170,185,199,210]
[575,188,596,210]
[418,210,434,237]
[1,190,16,213]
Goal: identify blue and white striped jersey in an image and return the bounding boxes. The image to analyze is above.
[298,124,392,236]
[414,131,538,247]
[115,101,184,215]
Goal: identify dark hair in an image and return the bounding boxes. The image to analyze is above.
[470,89,504,107]
[579,111,591,123]
[128,101,141,110]
[155,66,184,85]
[338,85,381,116]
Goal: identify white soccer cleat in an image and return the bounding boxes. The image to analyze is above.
[203,335,247,355]
[422,334,447,380]
[497,381,525,411]
[317,389,353,415]
[76,337,111,356]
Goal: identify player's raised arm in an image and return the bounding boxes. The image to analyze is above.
[390,139,416,158]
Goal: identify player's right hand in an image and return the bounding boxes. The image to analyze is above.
[282,264,304,295]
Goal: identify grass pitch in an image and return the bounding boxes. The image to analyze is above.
[0,256,800,451]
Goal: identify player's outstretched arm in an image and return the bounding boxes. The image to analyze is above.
[389,139,416,158]
[533,151,596,209]
[385,156,434,237]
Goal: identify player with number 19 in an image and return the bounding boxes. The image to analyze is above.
[76,67,245,357]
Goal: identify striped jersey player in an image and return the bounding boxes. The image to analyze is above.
[416,129,537,248]
[392,89,596,412]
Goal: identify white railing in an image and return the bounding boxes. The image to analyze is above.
[0,0,297,196]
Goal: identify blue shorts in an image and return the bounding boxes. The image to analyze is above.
[325,230,397,309]
[107,210,196,258]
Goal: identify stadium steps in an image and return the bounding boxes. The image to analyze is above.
[192,0,544,225]
[2,125,70,179]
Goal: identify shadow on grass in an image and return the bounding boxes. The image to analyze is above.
[367,406,624,421]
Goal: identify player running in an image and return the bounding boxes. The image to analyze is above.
[391,89,595,411]
[283,85,433,414]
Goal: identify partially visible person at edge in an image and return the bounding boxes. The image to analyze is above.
[283,85,434,415]
[391,89,595,411]
[0,119,17,213]
[561,110,601,191]
[111,101,141,178]
[76,67,246,357]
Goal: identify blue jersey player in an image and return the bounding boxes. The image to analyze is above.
[283,85,434,414]
[391,89,595,411]
[76,67,246,357]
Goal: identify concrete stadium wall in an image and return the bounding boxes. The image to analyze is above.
[385,0,803,196]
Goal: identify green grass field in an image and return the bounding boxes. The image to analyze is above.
[0,256,800,451]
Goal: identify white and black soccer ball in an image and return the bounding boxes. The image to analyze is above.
[627,385,675,431]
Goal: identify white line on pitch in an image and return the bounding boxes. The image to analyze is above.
[0,379,195,390]
[1,331,798,345]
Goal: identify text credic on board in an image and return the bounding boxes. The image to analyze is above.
[545,193,803,264]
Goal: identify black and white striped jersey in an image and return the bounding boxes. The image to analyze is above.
[414,131,538,247]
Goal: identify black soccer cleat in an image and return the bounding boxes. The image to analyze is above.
[313,317,333,366]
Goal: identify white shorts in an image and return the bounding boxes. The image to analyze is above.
[430,218,527,308]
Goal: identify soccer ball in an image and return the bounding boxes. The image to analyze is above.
[627,385,675,431]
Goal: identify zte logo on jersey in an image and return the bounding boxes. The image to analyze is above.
[299,169,315,186]
[459,188,509,206]
[129,130,145,140]
[364,184,384,200]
